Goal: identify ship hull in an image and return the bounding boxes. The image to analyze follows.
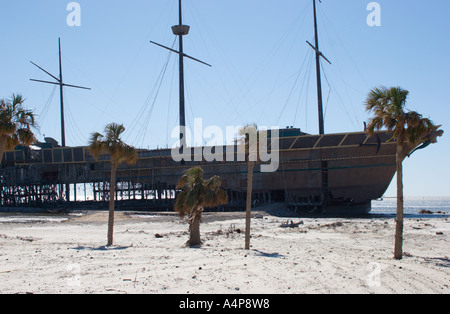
[1,130,397,214]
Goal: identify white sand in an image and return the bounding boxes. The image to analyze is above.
[0,207,449,294]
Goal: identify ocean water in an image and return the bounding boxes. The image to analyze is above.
[371,197,450,216]
[1,197,449,223]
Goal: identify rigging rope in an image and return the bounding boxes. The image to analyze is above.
[37,85,57,128]
[187,1,312,127]
[293,50,314,129]
[275,49,314,127]
[316,4,362,130]
[320,62,357,130]
[63,92,88,146]
[125,38,177,148]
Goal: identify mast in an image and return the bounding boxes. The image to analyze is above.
[30,38,91,147]
[306,0,332,208]
[313,0,324,135]
[30,37,91,202]
[306,0,331,135]
[150,0,211,151]
[174,0,188,148]
[58,38,66,147]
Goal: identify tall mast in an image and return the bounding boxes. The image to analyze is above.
[30,38,91,202]
[306,0,332,208]
[174,0,188,148]
[307,0,331,135]
[150,0,211,150]
[58,38,66,147]
[313,0,324,135]
[30,37,91,148]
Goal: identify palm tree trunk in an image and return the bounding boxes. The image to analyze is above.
[107,163,118,247]
[245,161,255,250]
[394,143,404,260]
[189,208,202,247]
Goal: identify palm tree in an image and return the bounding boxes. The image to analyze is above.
[0,94,36,164]
[238,124,259,250]
[88,123,138,247]
[365,86,441,260]
[175,166,228,247]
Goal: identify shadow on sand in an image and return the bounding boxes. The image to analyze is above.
[72,245,131,251]
[253,249,286,258]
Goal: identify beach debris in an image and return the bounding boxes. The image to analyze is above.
[0,269,19,274]
[155,233,164,238]
[105,288,127,294]
[320,222,344,229]
[436,232,444,235]
[228,224,241,234]
[281,220,304,228]
[207,224,242,238]
[19,237,35,242]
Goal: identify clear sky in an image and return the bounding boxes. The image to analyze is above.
[1,0,449,197]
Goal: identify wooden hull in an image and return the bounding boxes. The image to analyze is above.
[1,130,397,214]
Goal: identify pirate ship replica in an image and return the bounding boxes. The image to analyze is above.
[2,0,436,214]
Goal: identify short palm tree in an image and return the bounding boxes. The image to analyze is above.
[88,123,138,247]
[0,94,36,164]
[365,86,441,260]
[175,166,228,247]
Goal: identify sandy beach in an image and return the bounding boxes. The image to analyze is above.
[0,204,449,294]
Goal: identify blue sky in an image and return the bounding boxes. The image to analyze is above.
[1,0,449,197]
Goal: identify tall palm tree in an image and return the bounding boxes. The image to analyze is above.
[175,166,228,247]
[365,86,441,260]
[238,124,259,250]
[88,123,138,247]
[0,94,36,164]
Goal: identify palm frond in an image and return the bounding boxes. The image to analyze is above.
[365,86,388,112]
[174,167,228,217]
[88,123,138,166]
[16,128,35,146]
[365,87,439,147]
[174,190,189,218]
[0,94,36,149]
